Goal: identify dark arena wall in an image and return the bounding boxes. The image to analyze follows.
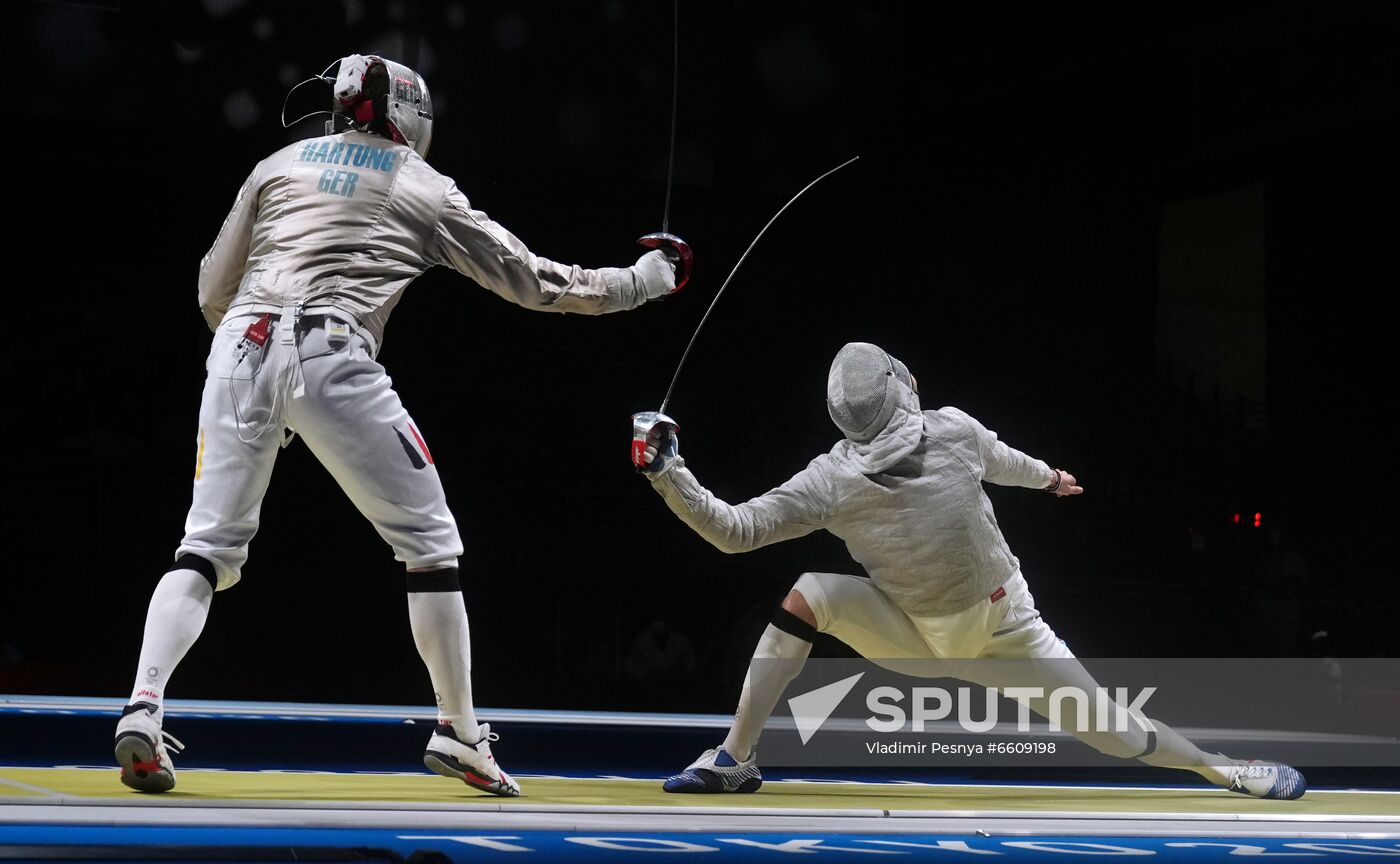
[3,0,1397,710]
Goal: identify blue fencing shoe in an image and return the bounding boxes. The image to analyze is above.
[663,747,762,793]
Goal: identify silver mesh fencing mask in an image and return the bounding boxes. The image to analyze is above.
[826,342,916,442]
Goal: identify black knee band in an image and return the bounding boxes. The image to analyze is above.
[406,568,461,593]
[169,554,217,592]
[771,606,817,643]
[1132,729,1159,761]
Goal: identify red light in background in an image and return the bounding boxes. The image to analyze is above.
[1254,512,1262,528]
[1233,513,1241,524]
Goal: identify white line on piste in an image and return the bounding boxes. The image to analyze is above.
[0,777,61,797]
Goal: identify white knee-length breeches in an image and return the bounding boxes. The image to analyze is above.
[793,570,1071,661]
[177,311,463,590]
[793,571,1166,762]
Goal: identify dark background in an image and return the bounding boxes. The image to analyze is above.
[2,1,1396,714]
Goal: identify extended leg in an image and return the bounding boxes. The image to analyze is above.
[980,579,1306,799]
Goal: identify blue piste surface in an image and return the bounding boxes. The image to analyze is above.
[4,826,1400,862]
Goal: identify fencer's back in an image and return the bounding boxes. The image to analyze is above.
[200,130,452,343]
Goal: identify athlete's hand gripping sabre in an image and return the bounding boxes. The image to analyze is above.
[632,412,680,474]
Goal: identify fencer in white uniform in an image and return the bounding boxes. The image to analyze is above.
[115,54,686,797]
[638,342,1305,800]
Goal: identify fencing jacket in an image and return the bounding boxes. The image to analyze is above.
[198,130,673,347]
[649,398,1058,617]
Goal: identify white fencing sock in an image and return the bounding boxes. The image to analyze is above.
[128,563,215,717]
[406,568,480,741]
[721,609,815,762]
[1104,713,1234,786]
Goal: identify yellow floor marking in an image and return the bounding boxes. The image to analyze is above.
[1,768,1395,817]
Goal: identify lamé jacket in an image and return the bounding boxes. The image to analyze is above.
[197,130,674,348]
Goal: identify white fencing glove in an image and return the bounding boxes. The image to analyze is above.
[637,231,692,294]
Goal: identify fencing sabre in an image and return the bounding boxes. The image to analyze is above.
[636,0,693,290]
[631,155,861,468]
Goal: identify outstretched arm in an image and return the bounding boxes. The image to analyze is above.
[650,460,835,554]
[638,423,835,554]
[432,184,677,314]
[945,407,1083,495]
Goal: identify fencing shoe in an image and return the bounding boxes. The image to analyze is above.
[114,702,184,793]
[1224,759,1307,800]
[423,722,521,797]
[663,747,762,793]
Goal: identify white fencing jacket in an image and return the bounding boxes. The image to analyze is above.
[198,131,674,346]
[650,398,1057,617]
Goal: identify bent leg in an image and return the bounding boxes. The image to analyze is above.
[717,573,935,764]
[177,314,287,590]
[138,315,286,708]
[719,593,817,761]
[667,588,816,791]
[120,316,286,791]
[796,571,936,660]
[127,557,216,717]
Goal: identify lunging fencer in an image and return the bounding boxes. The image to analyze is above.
[633,342,1305,800]
[116,53,690,797]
